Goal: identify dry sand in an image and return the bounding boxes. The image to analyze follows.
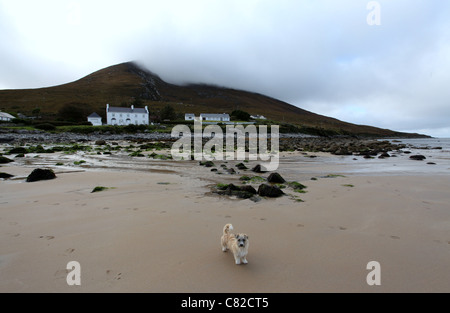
[0,150,449,293]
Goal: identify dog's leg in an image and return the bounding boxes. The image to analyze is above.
[221,237,227,252]
[242,257,248,264]
[234,255,241,265]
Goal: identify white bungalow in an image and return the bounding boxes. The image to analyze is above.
[87,112,102,126]
[200,113,230,122]
[185,113,195,121]
[106,104,149,126]
[0,111,15,122]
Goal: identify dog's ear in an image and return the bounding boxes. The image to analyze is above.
[245,235,249,240]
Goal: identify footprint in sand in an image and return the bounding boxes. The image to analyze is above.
[106,270,122,281]
[54,269,68,278]
[260,218,267,221]
[297,224,304,228]
[390,236,400,240]
[40,236,55,240]
[339,227,347,231]
[66,248,75,254]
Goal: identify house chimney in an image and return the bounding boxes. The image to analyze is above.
[145,106,148,113]
[106,103,109,112]
[131,105,134,111]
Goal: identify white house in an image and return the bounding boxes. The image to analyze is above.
[250,115,267,120]
[0,112,15,122]
[185,113,230,122]
[106,104,149,126]
[87,112,102,126]
[200,113,230,122]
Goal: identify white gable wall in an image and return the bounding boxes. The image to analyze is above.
[106,104,149,126]
[88,117,102,126]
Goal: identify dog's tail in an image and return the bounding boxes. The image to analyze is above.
[223,224,233,235]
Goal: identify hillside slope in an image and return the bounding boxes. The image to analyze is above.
[0,62,424,137]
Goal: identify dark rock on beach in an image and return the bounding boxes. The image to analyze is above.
[95,140,107,145]
[267,172,286,184]
[0,156,14,164]
[199,161,215,168]
[235,163,248,170]
[240,185,257,195]
[26,169,56,183]
[215,184,256,200]
[409,155,426,161]
[252,164,268,173]
[258,184,284,198]
[0,172,14,179]
[8,147,29,154]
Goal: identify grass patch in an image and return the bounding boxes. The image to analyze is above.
[129,151,145,157]
[216,183,229,190]
[74,160,86,165]
[325,174,347,178]
[342,184,355,188]
[248,176,266,184]
[288,181,307,190]
[91,186,114,193]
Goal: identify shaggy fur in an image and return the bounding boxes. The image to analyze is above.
[221,224,249,265]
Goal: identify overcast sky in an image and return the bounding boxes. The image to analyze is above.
[1,0,449,137]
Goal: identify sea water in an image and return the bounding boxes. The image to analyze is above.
[283,138,450,178]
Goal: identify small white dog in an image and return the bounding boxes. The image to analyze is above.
[221,224,249,265]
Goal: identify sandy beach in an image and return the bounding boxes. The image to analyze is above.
[1,139,449,293]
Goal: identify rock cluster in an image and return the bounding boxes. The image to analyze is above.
[278,137,406,156]
[213,172,290,201]
[0,128,172,144]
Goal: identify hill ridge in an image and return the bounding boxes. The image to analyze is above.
[0,62,426,137]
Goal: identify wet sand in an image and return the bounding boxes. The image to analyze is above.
[0,145,449,293]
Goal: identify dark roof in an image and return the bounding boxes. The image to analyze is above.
[108,107,148,114]
[200,113,230,118]
[88,112,102,118]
